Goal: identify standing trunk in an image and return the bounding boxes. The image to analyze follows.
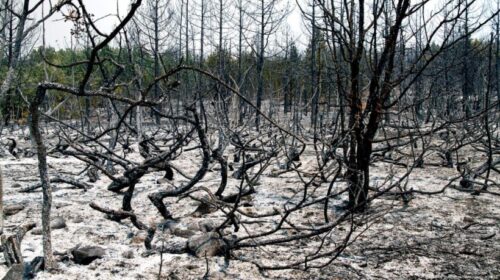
[106,100,118,174]
[255,0,265,129]
[347,139,371,210]
[153,0,160,124]
[198,0,206,119]
[345,0,366,210]
[185,0,189,61]
[0,167,3,235]
[462,1,472,118]
[237,0,245,124]
[496,0,499,109]
[311,1,318,127]
[345,0,409,211]
[185,0,191,105]
[283,43,290,114]
[28,87,55,269]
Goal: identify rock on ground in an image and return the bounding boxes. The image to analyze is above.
[187,232,225,257]
[71,246,106,265]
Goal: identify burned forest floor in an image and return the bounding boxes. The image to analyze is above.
[0,124,498,280]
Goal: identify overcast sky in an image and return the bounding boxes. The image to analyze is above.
[43,0,134,48]
[42,0,306,49]
[40,0,495,50]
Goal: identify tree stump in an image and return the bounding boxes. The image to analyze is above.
[1,222,36,267]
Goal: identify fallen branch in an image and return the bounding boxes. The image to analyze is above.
[19,176,90,193]
[89,203,155,250]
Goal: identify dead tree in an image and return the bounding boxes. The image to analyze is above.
[0,166,3,235]
[26,0,143,270]
[315,0,498,211]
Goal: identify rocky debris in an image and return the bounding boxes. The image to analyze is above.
[55,202,72,209]
[187,232,226,257]
[191,201,217,217]
[72,246,106,265]
[170,224,197,238]
[157,219,178,231]
[71,216,84,223]
[23,256,44,279]
[87,166,99,183]
[196,220,216,232]
[121,250,134,259]
[51,217,67,229]
[155,236,188,254]
[53,250,68,256]
[31,217,67,235]
[0,148,7,158]
[6,138,18,158]
[3,204,25,216]
[158,219,217,238]
[129,231,148,245]
[22,149,35,158]
[1,264,24,280]
[158,220,191,238]
[288,148,301,162]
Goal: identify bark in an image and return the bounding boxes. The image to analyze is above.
[255,0,265,129]
[346,0,410,211]
[153,0,160,124]
[28,86,55,269]
[462,1,472,117]
[496,0,500,109]
[237,0,244,124]
[0,166,3,235]
[148,108,210,219]
[1,222,36,266]
[19,176,90,193]
[311,2,318,127]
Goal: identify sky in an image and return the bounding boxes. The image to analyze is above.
[42,0,133,49]
[38,0,496,50]
[41,0,306,49]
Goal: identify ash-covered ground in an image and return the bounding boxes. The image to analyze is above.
[0,127,498,280]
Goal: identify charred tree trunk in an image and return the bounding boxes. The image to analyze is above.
[0,167,3,235]
[255,0,265,130]
[28,86,55,269]
[345,0,410,211]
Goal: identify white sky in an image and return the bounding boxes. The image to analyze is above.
[39,0,496,50]
[43,0,132,48]
[41,0,306,49]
